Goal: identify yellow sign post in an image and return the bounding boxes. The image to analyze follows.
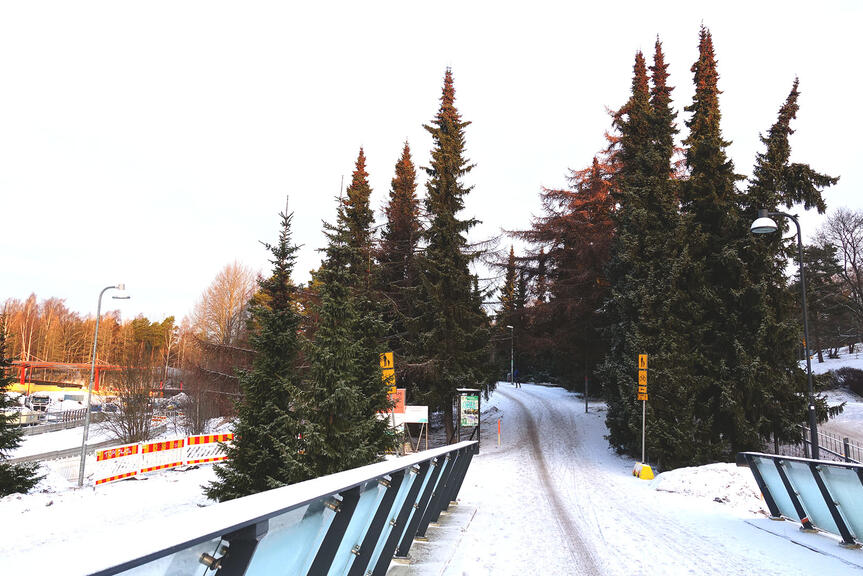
[636,353,652,478]
[380,352,396,394]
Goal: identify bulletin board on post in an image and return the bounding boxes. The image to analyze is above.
[456,388,481,452]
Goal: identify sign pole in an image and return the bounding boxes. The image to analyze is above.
[642,398,646,464]
[637,353,648,464]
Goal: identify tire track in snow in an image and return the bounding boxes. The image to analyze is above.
[498,387,601,575]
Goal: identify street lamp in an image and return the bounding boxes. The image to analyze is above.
[78,284,129,486]
[506,325,514,388]
[750,209,819,459]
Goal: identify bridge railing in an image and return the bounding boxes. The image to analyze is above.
[65,440,477,576]
[737,451,863,548]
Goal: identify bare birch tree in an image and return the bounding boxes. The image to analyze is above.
[191,261,258,346]
[819,208,863,338]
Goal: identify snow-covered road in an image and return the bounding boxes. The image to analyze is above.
[400,384,863,575]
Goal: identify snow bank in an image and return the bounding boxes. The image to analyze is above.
[651,462,766,515]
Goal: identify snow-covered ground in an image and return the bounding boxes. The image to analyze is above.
[807,346,863,375]
[2,384,862,575]
[806,346,863,441]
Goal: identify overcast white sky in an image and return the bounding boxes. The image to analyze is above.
[1,1,860,322]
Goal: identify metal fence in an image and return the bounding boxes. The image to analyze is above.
[777,426,862,464]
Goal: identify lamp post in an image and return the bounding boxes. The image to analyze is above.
[78,284,128,486]
[506,325,514,387]
[750,209,819,459]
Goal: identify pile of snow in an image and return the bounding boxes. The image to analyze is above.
[651,463,766,515]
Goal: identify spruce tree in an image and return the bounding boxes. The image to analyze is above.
[499,246,517,323]
[205,208,307,501]
[343,147,376,284]
[415,68,491,441]
[302,190,394,475]
[738,78,837,448]
[601,42,692,467]
[378,142,422,367]
[0,322,40,496]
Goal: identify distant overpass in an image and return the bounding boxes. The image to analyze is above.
[8,360,121,395]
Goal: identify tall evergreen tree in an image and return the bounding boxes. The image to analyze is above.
[343,147,376,284]
[738,78,837,448]
[534,247,548,304]
[205,208,307,501]
[302,191,394,474]
[378,142,422,364]
[499,246,517,322]
[601,42,690,467]
[0,321,40,497]
[415,68,491,441]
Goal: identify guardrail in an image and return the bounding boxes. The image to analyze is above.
[737,451,863,548]
[8,424,168,465]
[60,440,477,576]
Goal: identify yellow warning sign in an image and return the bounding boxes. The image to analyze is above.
[637,393,648,401]
[638,370,647,386]
[380,352,394,370]
[638,354,648,370]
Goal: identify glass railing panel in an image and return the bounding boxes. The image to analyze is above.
[119,535,223,575]
[398,462,436,544]
[245,501,334,576]
[819,465,863,540]
[783,460,838,533]
[366,468,417,572]
[328,480,387,576]
[751,456,797,520]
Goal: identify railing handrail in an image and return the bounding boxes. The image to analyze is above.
[64,440,478,576]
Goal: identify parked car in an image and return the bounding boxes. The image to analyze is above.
[24,393,50,412]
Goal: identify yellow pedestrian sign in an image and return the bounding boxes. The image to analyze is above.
[380,352,396,393]
[638,354,648,370]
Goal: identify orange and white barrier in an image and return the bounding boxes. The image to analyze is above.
[186,433,234,465]
[93,433,233,486]
[95,443,140,485]
[140,439,186,474]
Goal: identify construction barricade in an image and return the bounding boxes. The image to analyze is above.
[186,433,234,465]
[95,443,141,486]
[140,439,186,474]
[93,433,233,487]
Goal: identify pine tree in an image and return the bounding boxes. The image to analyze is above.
[415,68,491,441]
[302,192,394,475]
[205,209,307,501]
[0,321,41,496]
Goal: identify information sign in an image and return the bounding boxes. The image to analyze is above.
[460,394,479,427]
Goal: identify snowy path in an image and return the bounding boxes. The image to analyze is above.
[400,384,863,575]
